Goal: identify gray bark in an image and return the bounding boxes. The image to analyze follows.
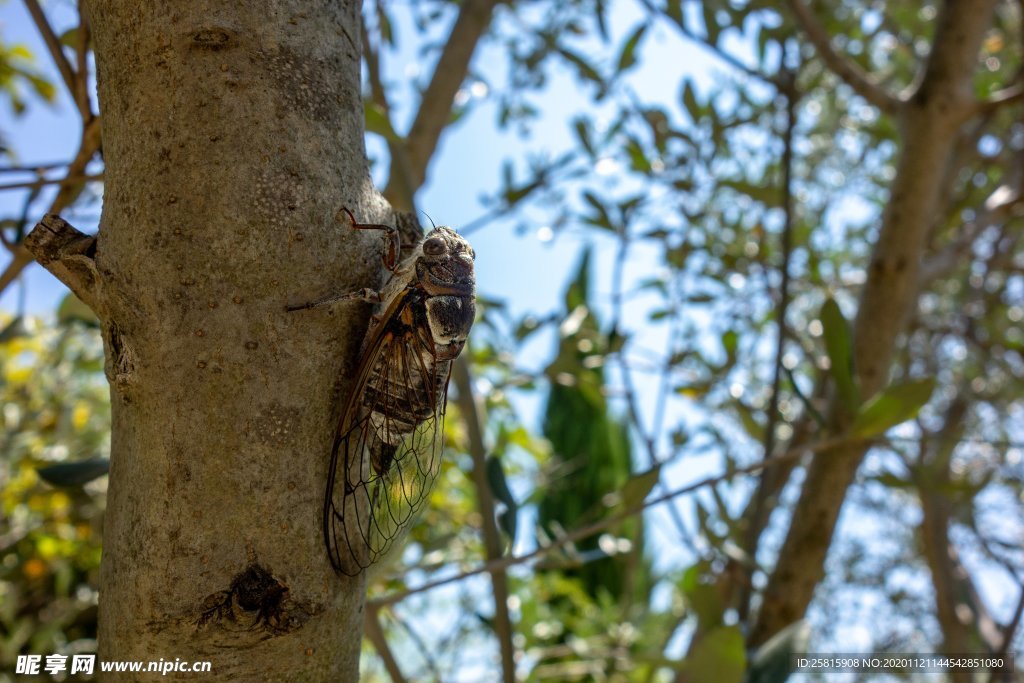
[32,1,382,679]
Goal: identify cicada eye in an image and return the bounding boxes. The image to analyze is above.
[423,237,446,256]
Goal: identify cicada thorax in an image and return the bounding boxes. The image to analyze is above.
[362,290,450,457]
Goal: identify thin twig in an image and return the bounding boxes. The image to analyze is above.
[0,161,77,174]
[977,82,1024,115]
[391,603,444,681]
[636,0,775,86]
[363,605,408,683]
[369,434,856,609]
[22,0,78,103]
[0,171,103,193]
[786,0,901,116]
[986,579,1024,683]
[0,116,101,299]
[73,1,92,119]
[608,198,703,554]
[386,0,502,198]
[461,153,580,235]
[451,359,517,683]
[739,65,799,622]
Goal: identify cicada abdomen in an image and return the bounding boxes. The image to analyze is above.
[322,216,475,575]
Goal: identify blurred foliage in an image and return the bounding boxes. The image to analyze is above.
[0,314,107,682]
[538,249,646,601]
[530,249,654,678]
[1,0,1023,681]
[0,42,55,118]
[362,0,1024,679]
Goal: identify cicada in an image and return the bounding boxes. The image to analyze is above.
[295,208,476,575]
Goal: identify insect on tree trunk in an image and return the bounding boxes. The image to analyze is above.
[25,1,383,679]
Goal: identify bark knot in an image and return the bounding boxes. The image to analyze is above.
[103,322,137,390]
[198,563,313,636]
[191,28,236,50]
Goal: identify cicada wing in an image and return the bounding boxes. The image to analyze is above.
[363,407,445,560]
[323,406,376,575]
[324,305,451,576]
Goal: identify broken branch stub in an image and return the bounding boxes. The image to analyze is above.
[24,213,102,314]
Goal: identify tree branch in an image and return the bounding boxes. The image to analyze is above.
[0,115,101,299]
[916,397,994,682]
[22,214,100,312]
[451,359,517,683]
[988,581,1024,683]
[751,0,1002,646]
[361,16,418,213]
[369,434,855,609]
[0,171,104,193]
[787,0,901,116]
[22,0,78,105]
[977,82,1024,114]
[73,1,91,119]
[383,0,501,201]
[739,71,799,625]
[363,606,408,683]
[638,0,775,86]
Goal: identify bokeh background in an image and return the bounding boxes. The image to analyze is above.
[1,0,1022,681]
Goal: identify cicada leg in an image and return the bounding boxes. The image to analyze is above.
[338,206,403,273]
[285,288,382,312]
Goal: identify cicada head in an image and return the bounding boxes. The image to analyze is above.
[415,227,476,359]
[416,227,475,297]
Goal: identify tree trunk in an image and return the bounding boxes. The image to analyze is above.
[750,0,999,646]
[36,1,380,678]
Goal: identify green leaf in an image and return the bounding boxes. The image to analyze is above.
[364,101,398,140]
[486,455,518,544]
[665,0,684,26]
[851,378,936,438]
[625,136,652,173]
[57,293,99,327]
[595,0,609,41]
[616,24,648,75]
[572,117,594,156]
[719,178,779,207]
[745,620,810,683]
[618,465,660,509]
[37,458,109,487]
[59,27,83,49]
[581,190,614,231]
[514,315,542,341]
[683,626,745,683]
[682,80,701,120]
[0,315,30,342]
[681,564,724,630]
[722,329,738,362]
[735,402,763,441]
[820,298,860,413]
[496,508,516,545]
[869,472,914,489]
[557,48,603,88]
[25,73,56,103]
[376,4,395,46]
[702,3,722,47]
